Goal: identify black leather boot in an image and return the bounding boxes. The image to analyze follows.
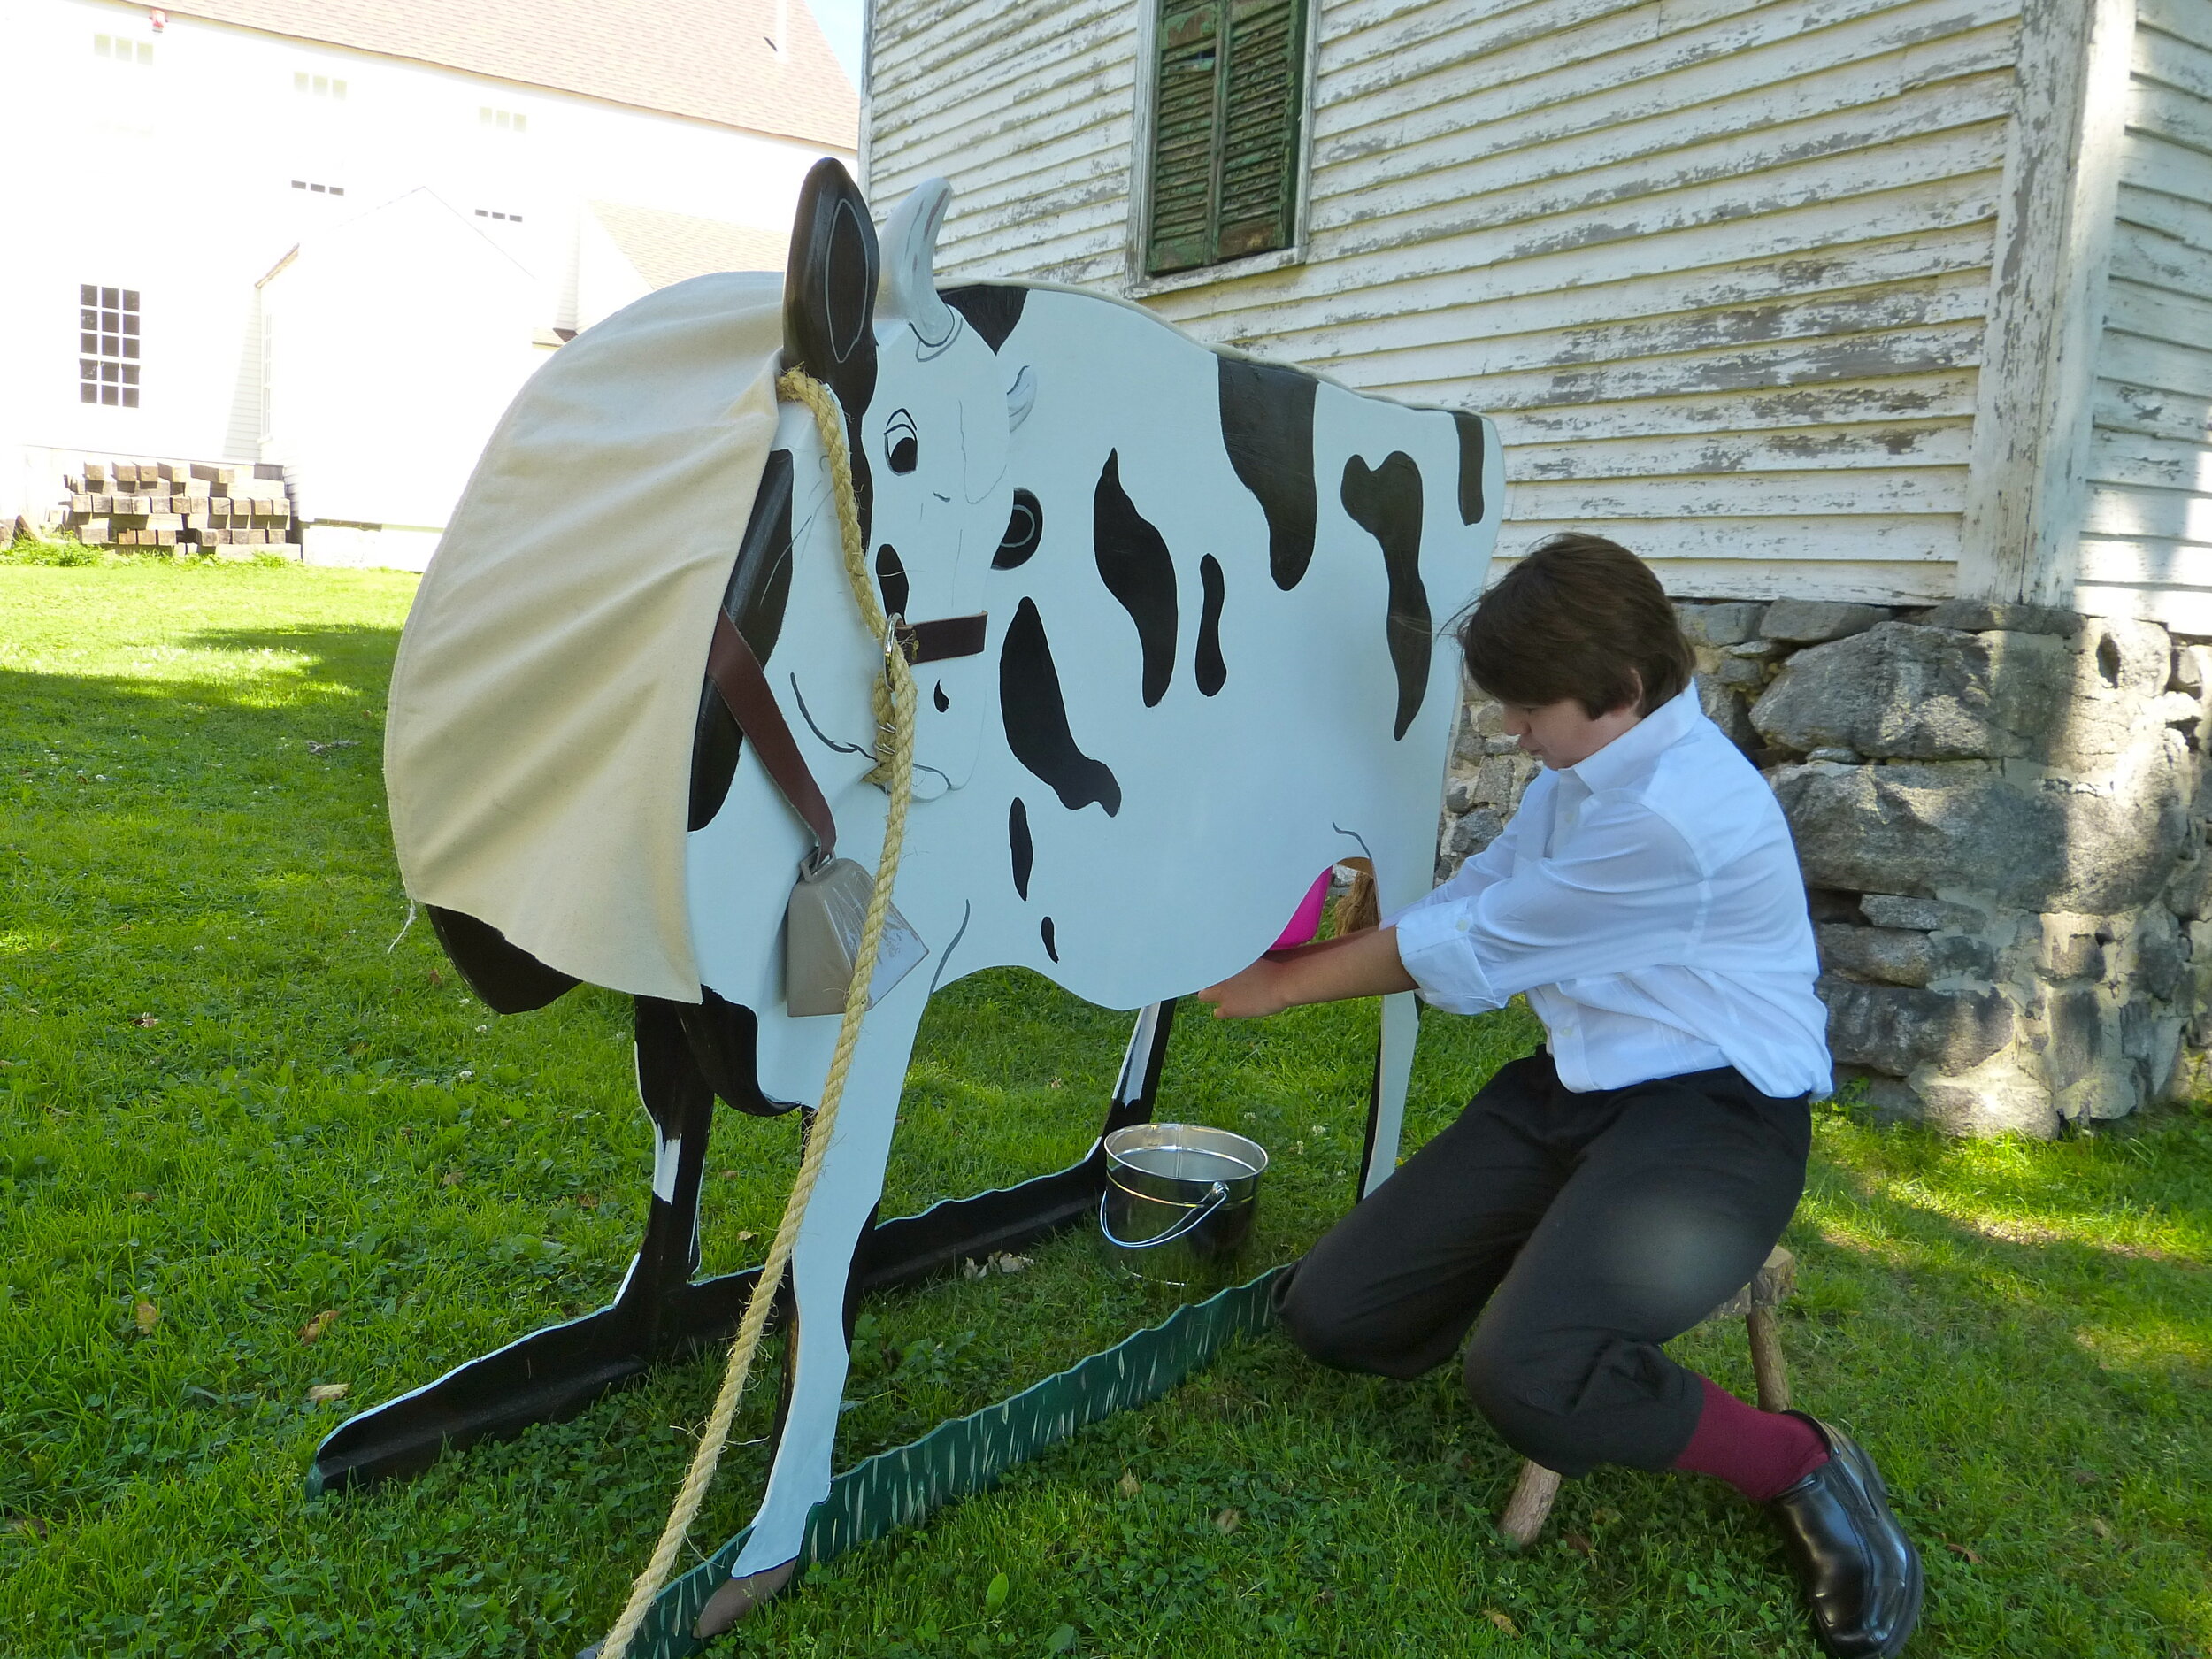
[1765,1415,1922,1658]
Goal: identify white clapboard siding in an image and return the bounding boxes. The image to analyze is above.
[2082,0,2212,632]
[867,0,2029,602]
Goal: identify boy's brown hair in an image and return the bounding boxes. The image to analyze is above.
[1456,534,1693,718]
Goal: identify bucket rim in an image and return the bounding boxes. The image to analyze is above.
[1102,1121,1271,1179]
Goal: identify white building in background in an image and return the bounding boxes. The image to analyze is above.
[0,0,856,568]
[864,0,2212,631]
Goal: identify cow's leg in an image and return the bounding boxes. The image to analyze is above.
[1354,834,1436,1199]
[715,992,931,1595]
[1356,991,1419,1198]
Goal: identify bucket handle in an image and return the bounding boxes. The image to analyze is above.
[1098,1179,1228,1251]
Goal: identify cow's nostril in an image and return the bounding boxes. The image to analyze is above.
[995,488,1042,569]
[875,544,909,618]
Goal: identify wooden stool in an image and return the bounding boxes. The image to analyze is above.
[1496,1243,1796,1548]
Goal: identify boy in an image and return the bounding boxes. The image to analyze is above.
[1199,535,1920,1659]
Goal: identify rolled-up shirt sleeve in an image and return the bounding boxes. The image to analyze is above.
[1393,793,1706,1016]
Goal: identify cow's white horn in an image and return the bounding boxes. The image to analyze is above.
[1007,365,1037,430]
[879,180,958,349]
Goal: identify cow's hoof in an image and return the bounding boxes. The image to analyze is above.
[695,1557,798,1636]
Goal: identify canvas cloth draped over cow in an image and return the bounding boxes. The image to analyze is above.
[357,159,1502,1620]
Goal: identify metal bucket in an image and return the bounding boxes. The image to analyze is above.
[1099,1124,1269,1286]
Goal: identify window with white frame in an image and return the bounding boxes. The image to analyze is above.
[473,207,524,223]
[290,178,347,196]
[80,285,142,408]
[480,105,527,134]
[294,70,348,99]
[94,32,154,66]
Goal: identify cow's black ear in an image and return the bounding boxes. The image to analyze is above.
[784,158,879,419]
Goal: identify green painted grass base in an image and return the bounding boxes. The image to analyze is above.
[634,1271,1283,1659]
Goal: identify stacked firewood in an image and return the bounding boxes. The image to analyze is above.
[60,461,296,549]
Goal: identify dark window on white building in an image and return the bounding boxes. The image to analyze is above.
[80,285,141,408]
[95,33,154,65]
[474,208,524,223]
[290,179,347,196]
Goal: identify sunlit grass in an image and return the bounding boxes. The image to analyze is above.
[2,564,2208,1658]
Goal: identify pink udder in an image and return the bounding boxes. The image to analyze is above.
[1271,870,1333,951]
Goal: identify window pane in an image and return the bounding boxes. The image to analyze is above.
[135,42,151,65]
[122,388,139,407]
[81,384,99,403]
[330,186,345,196]
[333,80,346,98]
[513,113,526,133]
[81,284,96,304]
[296,71,309,91]
[122,290,138,309]
[102,287,119,307]
[103,362,120,381]
[121,313,138,335]
[102,385,119,405]
[81,333,98,353]
[121,339,139,359]
[122,365,140,385]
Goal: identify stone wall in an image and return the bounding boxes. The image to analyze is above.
[1439,599,2212,1137]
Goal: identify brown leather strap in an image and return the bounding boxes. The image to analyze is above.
[705,611,836,859]
[894,612,987,664]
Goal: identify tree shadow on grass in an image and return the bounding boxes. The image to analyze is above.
[2,624,406,751]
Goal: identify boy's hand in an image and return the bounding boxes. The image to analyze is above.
[1197,958,1291,1019]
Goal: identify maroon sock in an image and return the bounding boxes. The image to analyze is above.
[1671,1375,1830,1502]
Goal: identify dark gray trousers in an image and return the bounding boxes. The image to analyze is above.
[1275,1051,1809,1477]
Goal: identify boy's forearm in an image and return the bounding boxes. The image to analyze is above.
[1269,925,1416,1007]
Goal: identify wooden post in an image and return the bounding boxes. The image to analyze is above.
[1497,1462,1561,1548]
[1747,1305,1791,1413]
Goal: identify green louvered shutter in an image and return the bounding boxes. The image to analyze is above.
[1147,0,1224,274]
[1216,0,1305,260]
[1145,0,1305,276]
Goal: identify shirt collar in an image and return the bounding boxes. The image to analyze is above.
[1563,681,1703,795]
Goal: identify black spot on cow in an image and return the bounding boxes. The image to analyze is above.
[689,449,795,830]
[1340,452,1432,742]
[941,283,1029,352]
[1093,451,1178,708]
[1009,797,1033,899]
[995,488,1042,570]
[1451,409,1487,526]
[1218,355,1318,590]
[933,681,949,713]
[875,544,909,618]
[1000,597,1122,816]
[1040,916,1059,963]
[1196,555,1226,697]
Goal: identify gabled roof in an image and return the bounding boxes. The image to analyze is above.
[589,201,788,288]
[164,0,856,149]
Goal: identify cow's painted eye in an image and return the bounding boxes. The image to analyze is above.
[885,409,918,474]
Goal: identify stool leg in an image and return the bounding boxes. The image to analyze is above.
[1747,1306,1791,1412]
[1498,1461,1562,1548]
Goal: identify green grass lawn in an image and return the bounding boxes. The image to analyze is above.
[2,558,2208,1659]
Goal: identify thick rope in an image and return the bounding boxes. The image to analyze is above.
[595,370,917,1659]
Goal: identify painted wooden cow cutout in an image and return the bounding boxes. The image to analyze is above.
[317,160,1501,1617]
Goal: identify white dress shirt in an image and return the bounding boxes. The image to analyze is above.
[1392,684,1832,1098]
